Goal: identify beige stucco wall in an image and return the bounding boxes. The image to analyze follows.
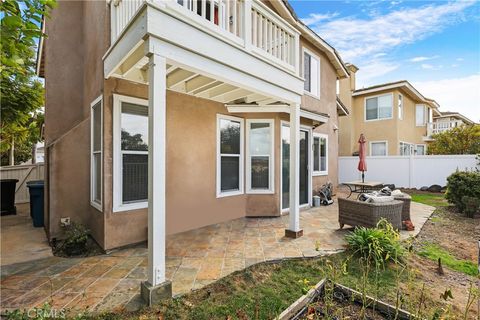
[44,1,343,250]
[44,1,108,245]
[299,38,341,191]
[339,86,430,156]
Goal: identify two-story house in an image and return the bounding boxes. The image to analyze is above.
[37,0,349,301]
[338,64,440,157]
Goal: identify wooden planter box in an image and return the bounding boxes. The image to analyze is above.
[278,278,414,320]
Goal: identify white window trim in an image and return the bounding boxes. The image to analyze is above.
[399,141,414,156]
[216,114,244,198]
[369,140,388,156]
[415,144,427,155]
[113,94,149,213]
[90,95,103,212]
[364,93,394,122]
[312,132,328,176]
[246,119,274,194]
[416,104,427,127]
[302,47,321,99]
[398,93,404,120]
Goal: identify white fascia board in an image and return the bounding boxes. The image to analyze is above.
[227,105,291,113]
[226,106,329,123]
[300,109,329,123]
[352,82,439,109]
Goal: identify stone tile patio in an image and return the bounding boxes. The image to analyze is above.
[0,196,434,315]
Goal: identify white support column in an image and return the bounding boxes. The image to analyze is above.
[141,53,172,305]
[286,103,302,238]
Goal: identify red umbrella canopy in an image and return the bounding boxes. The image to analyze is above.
[358,134,367,172]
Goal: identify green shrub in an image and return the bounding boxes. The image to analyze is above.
[445,171,480,212]
[345,219,404,264]
[462,196,480,218]
[61,222,90,256]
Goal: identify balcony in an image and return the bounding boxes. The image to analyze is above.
[425,121,462,140]
[109,0,300,75]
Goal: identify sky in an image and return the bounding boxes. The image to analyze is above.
[289,0,480,122]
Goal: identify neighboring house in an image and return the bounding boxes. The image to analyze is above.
[37,0,349,295]
[338,64,440,157]
[427,111,476,138]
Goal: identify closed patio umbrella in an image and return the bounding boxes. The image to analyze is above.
[358,134,367,183]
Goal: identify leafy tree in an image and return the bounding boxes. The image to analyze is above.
[0,0,55,165]
[428,124,480,155]
[1,0,56,79]
[121,130,148,151]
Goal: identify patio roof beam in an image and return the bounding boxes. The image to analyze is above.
[216,88,252,103]
[185,76,216,94]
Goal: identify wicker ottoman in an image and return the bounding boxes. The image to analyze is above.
[338,198,403,230]
[393,193,411,221]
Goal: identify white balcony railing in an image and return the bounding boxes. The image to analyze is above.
[427,121,462,137]
[110,0,299,73]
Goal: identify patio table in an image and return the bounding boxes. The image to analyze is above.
[343,181,384,199]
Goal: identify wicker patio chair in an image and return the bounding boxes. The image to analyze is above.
[393,193,411,221]
[338,198,403,230]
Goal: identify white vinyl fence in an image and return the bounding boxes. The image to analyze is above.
[0,164,45,203]
[339,155,478,189]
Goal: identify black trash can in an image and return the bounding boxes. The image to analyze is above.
[1,179,18,215]
[27,180,45,227]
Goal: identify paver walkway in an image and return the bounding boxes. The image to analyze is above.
[0,197,434,315]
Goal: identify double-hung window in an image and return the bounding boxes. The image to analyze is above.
[303,49,320,98]
[91,96,102,211]
[217,115,244,197]
[416,104,426,126]
[313,133,328,175]
[113,95,149,212]
[370,141,387,156]
[365,94,393,121]
[398,94,403,120]
[246,120,274,193]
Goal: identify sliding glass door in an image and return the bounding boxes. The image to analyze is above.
[281,124,309,210]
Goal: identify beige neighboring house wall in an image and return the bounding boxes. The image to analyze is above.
[40,1,348,250]
[338,66,438,156]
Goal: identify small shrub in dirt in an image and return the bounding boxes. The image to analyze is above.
[60,222,90,256]
[462,196,480,218]
[345,219,404,264]
[445,171,480,213]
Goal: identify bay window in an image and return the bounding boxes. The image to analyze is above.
[313,133,328,175]
[90,96,102,211]
[399,142,414,156]
[246,120,274,193]
[365,94,393,121]
[113,95,149,212]
[217,115,244,197]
